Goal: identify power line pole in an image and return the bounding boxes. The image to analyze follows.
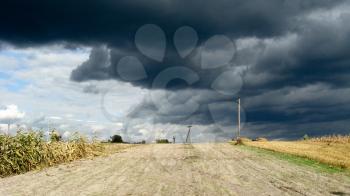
[7,123,10,135]
[185,125,192,144]
[237,97,241,139]
[234,97,241,139]
[47,118,50,133]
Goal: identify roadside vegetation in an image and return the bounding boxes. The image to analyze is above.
[239,145,347,174]
[232,134,350,170]
[0,131,131,178]
[109,135,123,143]
[156,139,170,143]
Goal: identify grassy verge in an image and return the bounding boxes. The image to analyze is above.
[240,140,350,169]
[237,144,348,174]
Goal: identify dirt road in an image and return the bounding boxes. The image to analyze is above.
[0,143,349,196]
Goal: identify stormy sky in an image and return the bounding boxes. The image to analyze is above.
[0,0,350,142]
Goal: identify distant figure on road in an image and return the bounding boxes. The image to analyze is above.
[173,136,175,144]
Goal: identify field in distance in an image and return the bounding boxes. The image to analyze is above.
[236,135,350,170]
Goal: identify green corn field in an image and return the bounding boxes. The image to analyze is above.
[0,131,104,177]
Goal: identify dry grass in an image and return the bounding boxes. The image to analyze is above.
[308,134,350,143]
[255,137,268,142]
[101,143,136,155]
[233,137,252,145]
[0,131,105,177]
[242,135,350,169]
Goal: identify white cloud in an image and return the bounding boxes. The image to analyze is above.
[48,116,62,120]
[0,44,236,142]
[90,124,105,132]
[0,45,146,140]
[0,104,25,124]
[62,131,71,139]
[115,122,123,128]
[0,55,20,70]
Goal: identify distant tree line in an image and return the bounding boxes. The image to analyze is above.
[110,135,123,143]
[156,139,169,143]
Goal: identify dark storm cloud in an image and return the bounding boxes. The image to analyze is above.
[70,6,350,92]
[1,0,350,139]
[127,89,243,129]
[70,44,238,91]
[0,0,343,46]
[70,46,111,82]
[120,1,350,139]
[245,14,350,92]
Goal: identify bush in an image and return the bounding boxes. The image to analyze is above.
[303,134,310,140]
[50,130,62,142]
[110,135,123,143]
[156,139,169,144]
[235,137,252,145]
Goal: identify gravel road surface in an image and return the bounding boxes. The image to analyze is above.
[0,143,349,196]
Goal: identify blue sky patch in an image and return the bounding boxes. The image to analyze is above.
[5,78,29,92]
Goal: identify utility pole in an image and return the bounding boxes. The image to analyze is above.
[185,125,192,144]
[236,97,241,139]
[7,123,10,135]
[231,98,242,140]
[47,118,50,133]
